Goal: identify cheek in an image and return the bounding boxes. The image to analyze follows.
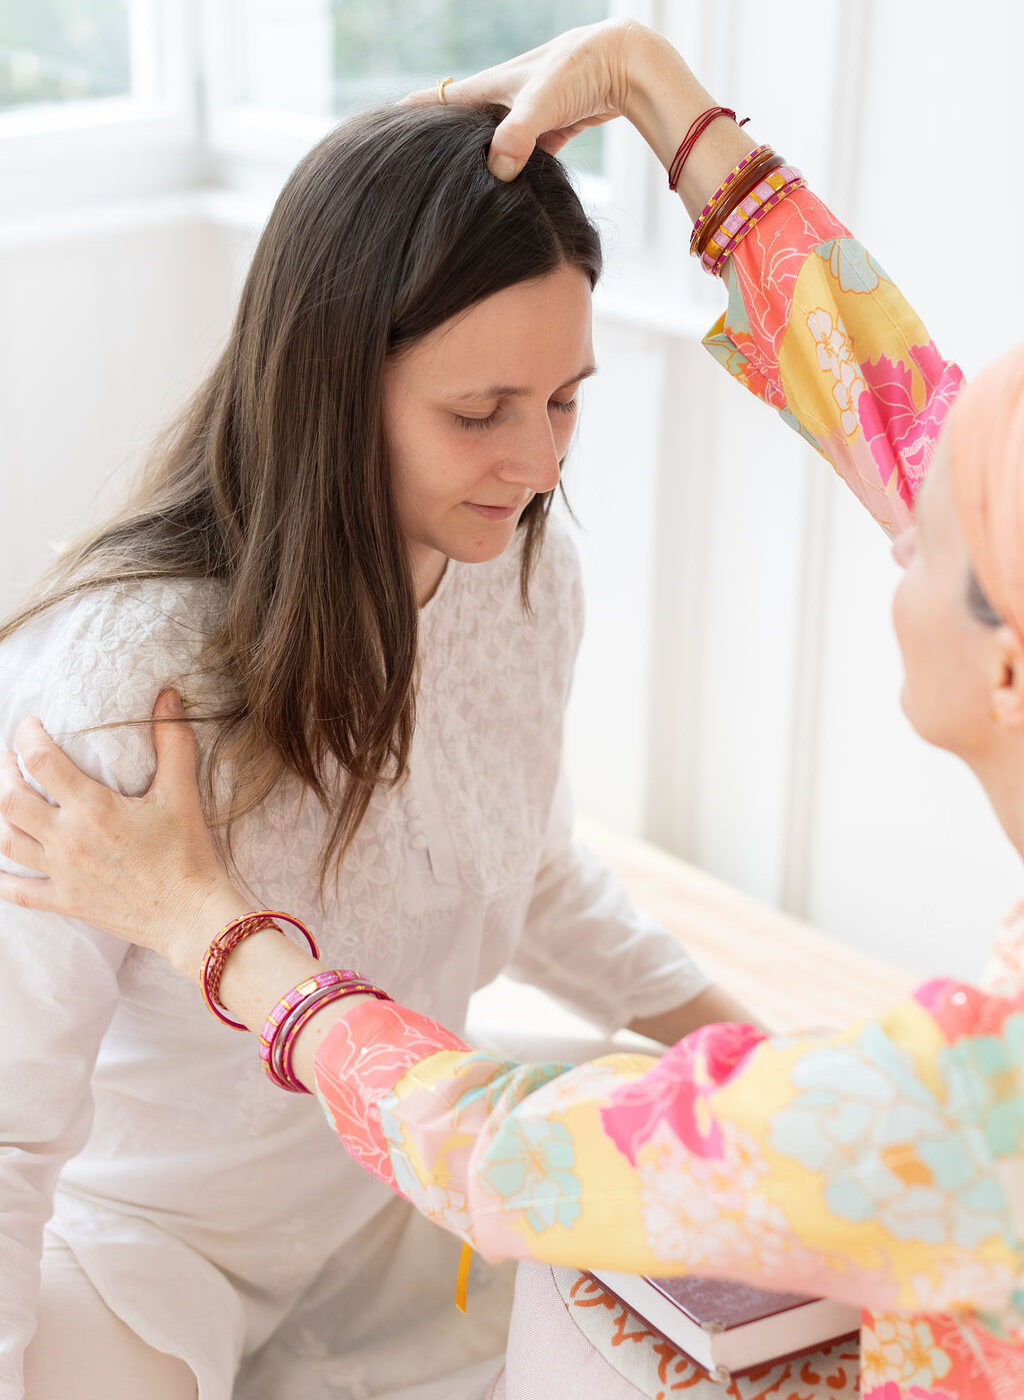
[554,412,578,458]
[892,566,986,749]
[891,569,922,661]
[892,566,943,722]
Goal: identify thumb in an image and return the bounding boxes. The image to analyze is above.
[150,690,200,809]
[488,110,542,181]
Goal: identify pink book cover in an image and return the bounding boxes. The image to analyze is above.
[648,1274,822,1327]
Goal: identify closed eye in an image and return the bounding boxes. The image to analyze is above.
[453,409,500,431]
[453,397,578,431]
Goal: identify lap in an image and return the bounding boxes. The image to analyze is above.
[500,1263,860,1400]
[23,1232,198,1400]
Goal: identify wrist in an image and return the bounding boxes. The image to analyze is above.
[619,26,757,222]
[166,878,251,981]
[620,25,709,160]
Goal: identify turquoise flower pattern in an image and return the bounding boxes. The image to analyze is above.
[941,1013,1024,1159]
[479,1117,582,1232]
[815,236,889,293]
[770,1024,1005,1249]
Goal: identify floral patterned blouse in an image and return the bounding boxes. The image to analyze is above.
[314,187,1024,1400]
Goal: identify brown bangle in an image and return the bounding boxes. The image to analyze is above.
[691,149,785,259]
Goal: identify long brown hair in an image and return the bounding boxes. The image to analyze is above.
[2,103,602,883]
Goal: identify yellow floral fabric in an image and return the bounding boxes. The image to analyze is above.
[315,188,1024,1398]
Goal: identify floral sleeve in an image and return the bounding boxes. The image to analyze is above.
[315,979,1024,1320]
[703,187,964,534]
[311,190,1024,1398]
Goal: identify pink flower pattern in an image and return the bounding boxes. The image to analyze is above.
[600,1021,766,1165]
[309,184,1024,1400]
[314,1002,466,1189]
[859,341,964,508]
[914,979,1024,1041]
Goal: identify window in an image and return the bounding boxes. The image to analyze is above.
[0,0,132,108]
[216,0,608,173]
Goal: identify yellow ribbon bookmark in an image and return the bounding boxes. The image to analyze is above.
[455,1242,473,1313]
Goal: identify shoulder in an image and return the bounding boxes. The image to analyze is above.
[0,578,224,791]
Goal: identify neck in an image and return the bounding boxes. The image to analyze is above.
[410,545,449,608]
[970,743,1024,864]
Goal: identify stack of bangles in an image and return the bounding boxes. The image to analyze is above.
[200,910,392,1094]
[668,111,804,278]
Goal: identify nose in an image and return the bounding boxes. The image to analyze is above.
[891,525,916,570]
[498,413,563,496]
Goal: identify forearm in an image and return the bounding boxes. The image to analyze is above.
[618,24,960,531]
[319,982,1023,1315]
[169,881,375,1091]
[628,982,766,1043]
[621,23,756,221]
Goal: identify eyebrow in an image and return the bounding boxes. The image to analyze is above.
[446,365,598,403]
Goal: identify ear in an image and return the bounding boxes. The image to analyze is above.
[989,624,1024,728]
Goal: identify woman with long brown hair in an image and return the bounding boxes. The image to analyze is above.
[0,96,737,1400]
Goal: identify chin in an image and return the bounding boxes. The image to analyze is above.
[900,691,967,758]
[447,524,520,565]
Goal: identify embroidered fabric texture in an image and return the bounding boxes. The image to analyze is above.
[0,521,707,1400]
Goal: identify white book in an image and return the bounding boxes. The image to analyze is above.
[589,1270,860,1382]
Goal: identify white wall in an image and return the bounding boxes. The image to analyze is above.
[565,0,1024,979]
[0,203,236,602]
[3,0,1023,984]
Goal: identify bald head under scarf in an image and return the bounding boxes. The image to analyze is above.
[947,345,1024,637]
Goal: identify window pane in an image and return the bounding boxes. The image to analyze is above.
[0,0,131,109]
[233,0,609,173]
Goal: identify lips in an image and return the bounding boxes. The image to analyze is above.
[464,502,522,520]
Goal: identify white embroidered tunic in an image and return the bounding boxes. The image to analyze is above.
[0,521,707,1400]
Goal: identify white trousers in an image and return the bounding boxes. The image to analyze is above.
[23,1233,198,1400]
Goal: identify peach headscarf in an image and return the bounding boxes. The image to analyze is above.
[947,344,1024,637]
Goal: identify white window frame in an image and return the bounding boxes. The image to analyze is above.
[0,0,716,335]
[202,1,622,204]
[0,0,201,215]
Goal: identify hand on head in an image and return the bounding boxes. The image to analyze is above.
[401,18,641,181]
[0,691,231,963]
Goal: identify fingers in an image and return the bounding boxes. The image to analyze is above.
[14,716,93,806]
[150,690,202,815]
[0,746,49,872]
[399,68,511,111]
[0,814,46,874]
[0,750,58,845]
[401,77,540,180]
[0,870,54,913]
[488,109,542,180]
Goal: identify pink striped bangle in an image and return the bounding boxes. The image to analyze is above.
[277,981,390,1091]
[701,167,805,275]
[260,970,392,1093]
[689,144,772,256]
[259,971,344,1087]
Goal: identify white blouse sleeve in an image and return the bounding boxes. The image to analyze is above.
[503,768,711,1034]
[0,585,203,1399]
